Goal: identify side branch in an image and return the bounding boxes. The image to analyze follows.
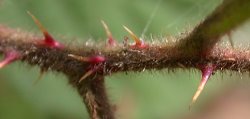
[179,0,250,55]
[70,75,115,119]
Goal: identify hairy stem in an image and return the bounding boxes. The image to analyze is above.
[69,75,114,119]
[0,0,250,118]
[179,0,250,55]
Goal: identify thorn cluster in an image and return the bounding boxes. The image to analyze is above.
[100,20,148,49]
[68,54,105,82]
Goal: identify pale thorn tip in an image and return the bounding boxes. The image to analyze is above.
[101,20,116,46]
[79,69,95,83]
[189,64,215,109]
[227,32,234,48]
[33,69,46,85]
[68,54,105,63]
[123,25,141,45]
[0,60,9,68]
[68,54,89,62]
[101,20,112,39]
[28,11,64,49]
[27,11,48,35]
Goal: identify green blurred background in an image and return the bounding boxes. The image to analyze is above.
[1,0,248,119]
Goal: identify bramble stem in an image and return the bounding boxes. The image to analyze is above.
[0,0,250,118]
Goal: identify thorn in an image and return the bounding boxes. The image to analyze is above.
[123,36,129,47]
[68,54,105,64]
[0,50,20,68]
[189,63,216,109]
[101,20,116,46]
[33,69,46,85]
[79,64,102,83]
[79,69,95,83]
[68,54,105,83]
[27,11,64,49]
[123,25,148,48]
[227,31,234,48]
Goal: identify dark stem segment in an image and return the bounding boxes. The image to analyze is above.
[71,75,114,119]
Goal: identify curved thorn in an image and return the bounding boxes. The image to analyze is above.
[68,54,105,64]
[79,69,95,83]
[189,64,215,109]
[0,50,20,68]
[27,11,64,49]
[123,25,141,45]
[227,31,234,48]
[27,11,48,35]
[68,54,90,62]
[101,20,116,46]
[33,69,46,85]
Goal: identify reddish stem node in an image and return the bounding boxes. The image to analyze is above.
[79,64,102,83]
[101,20,117,47]
[38,32,64,49]
[27,11,64,49]
[68,54,105,82]
[190,63,216,108]
[123,25,148,48]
